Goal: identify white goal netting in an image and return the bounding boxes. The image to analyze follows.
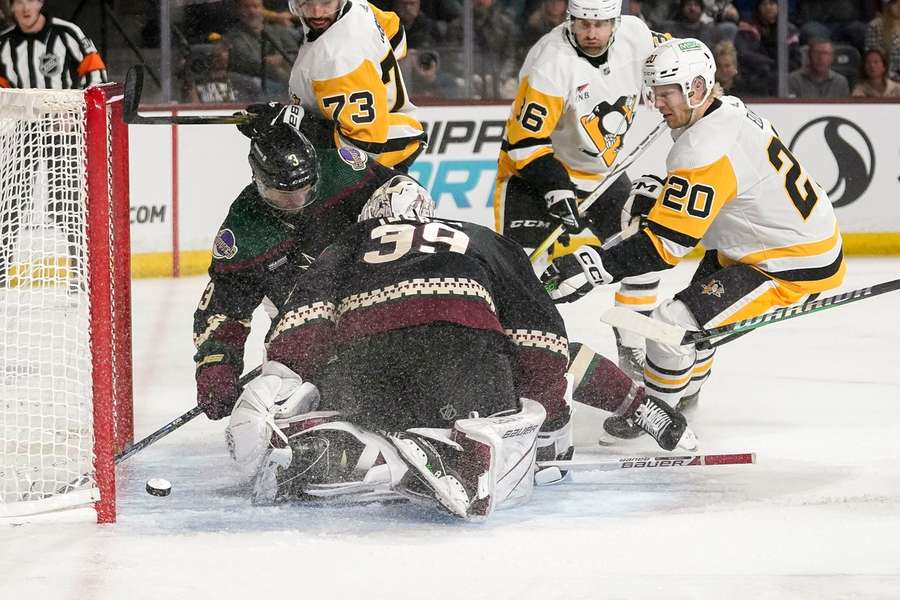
[0,89,111,517]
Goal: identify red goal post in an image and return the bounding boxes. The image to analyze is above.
[0,83,133,523]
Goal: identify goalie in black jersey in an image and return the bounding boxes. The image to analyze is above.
[192,120,408,422]
[223,176,694,520]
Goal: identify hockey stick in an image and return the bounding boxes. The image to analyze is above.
[537,451,755,472]
[123,65,252,126]
[528,120,668,264]
[114,365,263,464]
[601,277,900,348]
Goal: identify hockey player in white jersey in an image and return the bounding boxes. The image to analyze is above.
[493,0,670,388]
[543,38,845,433]
[286,0,426,170]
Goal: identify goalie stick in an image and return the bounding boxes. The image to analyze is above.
[529,120,668,264]
[123,65,252,126]
[537,451,755,472]
[601,277,900,348]
[114,365,263,464]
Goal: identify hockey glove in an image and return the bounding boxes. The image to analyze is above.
[236,102,305,139]
[620,174,665,233]
[196,361,240,420]
[541,246,613,303]
[545,189,585,234]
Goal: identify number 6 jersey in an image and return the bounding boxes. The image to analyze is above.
[600,96,845,297]
[288,0,426,168]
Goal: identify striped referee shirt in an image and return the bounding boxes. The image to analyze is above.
[0,15,107,89]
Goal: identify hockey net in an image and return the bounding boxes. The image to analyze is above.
[0,84,133,523]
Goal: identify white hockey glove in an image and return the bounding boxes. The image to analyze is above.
[225,360,320,477]
[540,246,613,303]
[545,189,585,234]
[620,174,665,233]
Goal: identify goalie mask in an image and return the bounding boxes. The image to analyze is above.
[567,0,621,57]
[358,176,435,222]
[249,124,319,214]
[642,38,716,109]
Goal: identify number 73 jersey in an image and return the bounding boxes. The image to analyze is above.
[642,97,845,295]
[289,0,425,168]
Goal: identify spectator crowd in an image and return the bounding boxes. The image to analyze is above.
[3,0,900,100]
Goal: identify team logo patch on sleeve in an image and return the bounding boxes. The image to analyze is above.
[338,146,368,171]
[213,228,238,259]
[701,279,725,297]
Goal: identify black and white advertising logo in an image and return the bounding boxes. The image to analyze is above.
[789,116,875,208]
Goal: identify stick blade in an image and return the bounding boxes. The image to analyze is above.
[123,65,144,124]
[600,307,687,346]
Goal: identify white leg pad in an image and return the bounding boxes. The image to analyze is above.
[225,360,320,477]
[453,398,546,516]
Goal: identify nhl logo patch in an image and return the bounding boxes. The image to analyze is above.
[439,403,458,421]
[39,53,61,76]
[213,228,238,260]
[338,146,368,171]
[701,279,725,298]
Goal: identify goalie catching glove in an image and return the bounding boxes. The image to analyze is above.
[236,102,305,139]
[541,246,613,303]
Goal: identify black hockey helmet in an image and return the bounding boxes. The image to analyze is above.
[248,124,319,213]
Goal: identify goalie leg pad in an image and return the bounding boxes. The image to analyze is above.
[252,416,410,505]
[225,360,320,477]
[452,398,546,518]
[535,374,574,486]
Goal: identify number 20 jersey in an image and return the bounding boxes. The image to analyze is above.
[640,97,845,295]
[498,16,667,191]
[288,0,425,168]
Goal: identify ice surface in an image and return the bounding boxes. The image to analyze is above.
[2,258,899,599]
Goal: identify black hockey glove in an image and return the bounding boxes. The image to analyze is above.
[544,189,585,234]
[541,246,613,303]
[236,102,305,139]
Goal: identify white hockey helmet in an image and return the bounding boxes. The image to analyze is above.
[567,0,621,21]
[566,0,622,56]
[359,176,436,222]
[642,38,716,109]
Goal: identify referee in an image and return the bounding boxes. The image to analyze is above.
[0,0,107,89]
[0,0,107,289]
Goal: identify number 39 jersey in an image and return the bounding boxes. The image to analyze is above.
[267,217,569,407]
[497,16,668,191]
[604,97,845,296]
[289,0,426,168]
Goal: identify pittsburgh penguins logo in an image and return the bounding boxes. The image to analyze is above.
[579,95,637,167]
[39,53,61,76]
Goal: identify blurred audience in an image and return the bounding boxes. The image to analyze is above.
[518,0,567,60]
[865,0,900,80]
[662,0,720,48]
[713,40,752,95]
[394,0,444,47]
[183,33,262,103]
[446,0,518,98]
[735,0,800,96]
[789,38,850,97]
[852,47,900,95]
[796,0,872,51]
[224,0,299,98]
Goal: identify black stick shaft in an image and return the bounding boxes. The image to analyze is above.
[114,366,263,464]
[685,278,900,345]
